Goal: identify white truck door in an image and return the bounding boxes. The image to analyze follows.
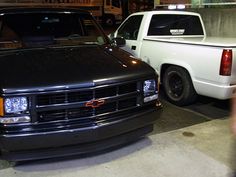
[115,15,143,57]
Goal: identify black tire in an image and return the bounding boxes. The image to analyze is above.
[163,66,197,106]
[104,15,115,27]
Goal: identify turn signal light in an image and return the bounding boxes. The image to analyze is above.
[0,97,3,116]
[220,49,232,76]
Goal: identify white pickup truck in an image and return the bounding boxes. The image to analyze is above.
[111,10,236,106]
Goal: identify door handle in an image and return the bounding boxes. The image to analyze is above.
[131,46,136,50]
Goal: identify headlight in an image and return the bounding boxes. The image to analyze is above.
[0,97,30,124]
[143,79,158,103]
[4,97,28,114]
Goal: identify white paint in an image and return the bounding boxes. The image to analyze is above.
[112,10,236,100]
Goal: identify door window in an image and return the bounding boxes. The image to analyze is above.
[117,15,143,40]
[112,0,120,8]
[106,0,110,6]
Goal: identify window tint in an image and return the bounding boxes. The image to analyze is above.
[106,0,110,5]
[1,14,83,38]
[112,0,120,8]
[117,15,143,40]
[0,13,108,49]
[148,15,204,36]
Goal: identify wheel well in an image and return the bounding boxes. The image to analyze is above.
[160,64,191,84]
[103,14,115,26]
[105,14,115,20]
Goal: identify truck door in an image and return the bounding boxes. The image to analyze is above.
[115,15,143,57]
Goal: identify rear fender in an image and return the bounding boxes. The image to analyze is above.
[159,61,195,87]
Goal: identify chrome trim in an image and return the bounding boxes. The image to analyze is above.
[0,116,30,124]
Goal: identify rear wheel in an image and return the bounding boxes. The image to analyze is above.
[163,66,197,106]
[104,15,115,27]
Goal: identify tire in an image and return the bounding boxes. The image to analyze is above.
[104,15,115,27]
[163,66,197,106]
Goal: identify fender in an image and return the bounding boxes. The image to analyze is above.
[159,60,198,92]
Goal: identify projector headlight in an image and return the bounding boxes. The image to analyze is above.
[4,97,28,114]
[143,79,158,103]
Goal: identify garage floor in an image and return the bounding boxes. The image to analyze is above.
[0,118,234,177]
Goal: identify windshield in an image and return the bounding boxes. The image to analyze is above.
[0,12,108,50]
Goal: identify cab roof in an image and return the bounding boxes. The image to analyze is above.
[0,6,90,15]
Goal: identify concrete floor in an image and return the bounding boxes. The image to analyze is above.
[0,118,234,177]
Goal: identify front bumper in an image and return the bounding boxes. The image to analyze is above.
[0,106,161,161]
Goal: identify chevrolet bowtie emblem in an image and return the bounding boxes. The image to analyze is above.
[85,99,105,108]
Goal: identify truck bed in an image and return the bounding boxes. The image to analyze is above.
[144,36,236,48]
[140,36,236,100]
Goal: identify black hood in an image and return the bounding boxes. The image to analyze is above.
[0,46,155,94]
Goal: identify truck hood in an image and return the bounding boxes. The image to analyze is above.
[0,46,154,94]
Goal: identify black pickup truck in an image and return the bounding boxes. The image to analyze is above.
[0,7,161,161]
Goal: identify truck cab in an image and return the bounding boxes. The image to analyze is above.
[104,0,122,26]
[112,11,206,57]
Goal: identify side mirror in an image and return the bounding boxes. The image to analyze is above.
[111,37,126,47]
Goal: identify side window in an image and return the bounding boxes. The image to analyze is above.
[148,14,204,36]
[106,0,110,6]
[112,0,120,8]
[117,15,143,40]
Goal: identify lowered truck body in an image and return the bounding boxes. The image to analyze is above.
[0,7,161,161]
[112,10,236,105]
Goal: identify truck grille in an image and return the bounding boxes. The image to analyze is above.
[36,82,140,124]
